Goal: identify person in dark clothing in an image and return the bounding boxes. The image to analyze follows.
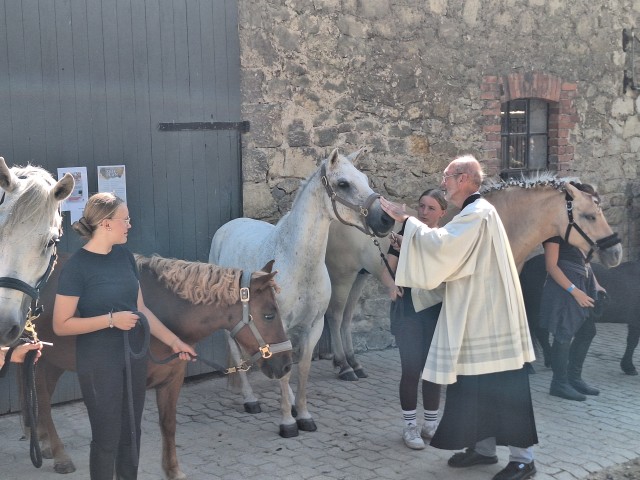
[388,189,447,450]
[53,192,196,480]
[540,183,604,401]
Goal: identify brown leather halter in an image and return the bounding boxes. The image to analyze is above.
[320,164,382,237]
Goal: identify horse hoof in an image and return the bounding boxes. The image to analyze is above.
[297,418,317,432]
[244,401,262,414]
[621,360,638,376]
[54,461,76,474]
[279,423,299,438]
[353,368,368,378]
[338,369,359,381]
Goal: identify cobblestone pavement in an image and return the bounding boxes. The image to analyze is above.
[1,323,638,480]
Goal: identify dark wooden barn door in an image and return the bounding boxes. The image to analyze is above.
[0,0,243,412]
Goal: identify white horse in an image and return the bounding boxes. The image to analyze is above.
[0,157,74,345]
[209,148,394,437]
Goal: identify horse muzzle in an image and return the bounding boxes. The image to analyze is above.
[259,350,293,379]
[596,242,623,268]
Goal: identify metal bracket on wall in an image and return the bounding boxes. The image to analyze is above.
[622,29,639,93]
[157,121,250,133]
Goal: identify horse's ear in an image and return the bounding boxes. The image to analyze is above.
[564,182,580,199]
[262,260,276,273]
[328,148,340,166]
[254,270,279,293]
[347,146,368,164]
[0,157,18,192]
[52,173,75,201]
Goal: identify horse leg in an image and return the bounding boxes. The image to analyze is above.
[155,367,188,480]
[278,370,298,438]
[342,274,369,378]
[326,306,357,381]
[294,318,324,433]
[621,324,639,376]
[327,276,360,381]
[225,331,261,413]
[36,361,76,473]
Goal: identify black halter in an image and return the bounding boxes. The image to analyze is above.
[320,164,382,237]
[563,191,621,263]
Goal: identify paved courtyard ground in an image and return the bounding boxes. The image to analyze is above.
[0,323,638,480]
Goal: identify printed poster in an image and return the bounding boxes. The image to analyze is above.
[97,165,127,203]
[57,167,88,224]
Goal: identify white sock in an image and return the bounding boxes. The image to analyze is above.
[423,409,438,424]
[402,409,417,427]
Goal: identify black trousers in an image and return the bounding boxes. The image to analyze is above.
[78,356,147,480]
[392,295,441,411]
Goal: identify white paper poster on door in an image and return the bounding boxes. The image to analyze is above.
[97,165,127,203]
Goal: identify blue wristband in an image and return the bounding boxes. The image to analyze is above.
[567,284,576,293]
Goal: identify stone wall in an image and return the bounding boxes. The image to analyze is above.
[237,0,640,352]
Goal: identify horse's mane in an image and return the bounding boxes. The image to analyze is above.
[480,171,580,195]
[135,254,243,307]
[5,165,63,240]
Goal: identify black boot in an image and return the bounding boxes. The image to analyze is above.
[550,341,586,401]
[89,441,116,480]
[568,319,599,396]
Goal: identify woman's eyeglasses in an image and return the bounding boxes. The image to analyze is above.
[110,217,131,225]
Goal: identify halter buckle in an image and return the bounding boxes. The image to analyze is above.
[359,206,368,217]
[259,345,273,359]
[240,287,250,303]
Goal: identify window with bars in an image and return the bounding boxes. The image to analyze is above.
[500,99,549,175]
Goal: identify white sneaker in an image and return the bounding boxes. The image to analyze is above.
[402,424,425,450]
[420,421,438,440]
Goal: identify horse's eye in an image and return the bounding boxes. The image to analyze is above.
[337,180,350,189]
[583,214,596,222]
[46,237,59,249]
[264,313,276,321]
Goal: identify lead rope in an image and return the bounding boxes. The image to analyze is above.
[373,238,396,281]
[123,311,151,467]
[23,347,42,468]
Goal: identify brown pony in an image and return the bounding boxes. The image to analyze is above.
[30,253,293,480]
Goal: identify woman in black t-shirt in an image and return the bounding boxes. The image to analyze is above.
[53,192,196,480]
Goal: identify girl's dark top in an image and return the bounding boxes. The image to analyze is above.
[540,236,594,341]
[542,236,586,266]
[57,245,141,370]
[388,222,441,335]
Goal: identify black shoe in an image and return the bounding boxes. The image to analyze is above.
[569,378,600,396]
[448,448,498,468]
[549,380,586,401]
[492,461,536,480]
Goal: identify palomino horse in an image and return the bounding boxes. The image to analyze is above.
[209,148,394,437]
[30,253,292,480]
[521,254,640,376]
[0,157,74,345]
[248,174,624,386]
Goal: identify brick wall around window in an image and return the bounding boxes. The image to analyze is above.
[481,72,578,177]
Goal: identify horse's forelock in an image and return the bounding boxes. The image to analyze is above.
[136,254,242,307]
[4,165,62,240]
